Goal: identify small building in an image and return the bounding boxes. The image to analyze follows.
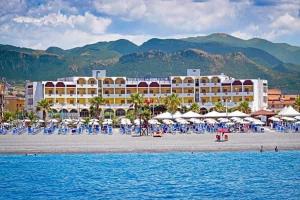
[4,94,25,113]
[268,88,298,112]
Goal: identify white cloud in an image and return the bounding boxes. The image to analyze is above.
[13,12,112,34]
[94,0,236,32]
[271,13,300,31]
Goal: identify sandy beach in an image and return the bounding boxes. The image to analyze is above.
[0,130,300,154]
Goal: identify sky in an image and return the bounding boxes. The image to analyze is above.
[0,0,300,49]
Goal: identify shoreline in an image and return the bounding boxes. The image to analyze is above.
[0,131,300,154]
[1,147,300,155]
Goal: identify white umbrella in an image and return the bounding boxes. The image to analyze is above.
[175,118,189,124]
[228,110,249,117]
[3,122,10,126]
[50,119,59,123]
[181,111,202,118]
[154,112,173,119]
[64,119,72,123]
[24,119,31,122]
[231,117,242,121]
[134,119,144,125]
[226,122,235,126]
[294,116,300,120]
[204,111,227,118]
[282,116,296,122]
[148,119,159,124]
[244,117,256,122]
[252,120,264,125]
[93,121,100,125]
[269,117,281,122]
[91,118,99,122]
[218,118,230,123]
[295,121,300,124]
[38,119,45,123]
[189,118,204,124]
[278,106,300,117]
[162,119,174,125]
[172,111,182,119]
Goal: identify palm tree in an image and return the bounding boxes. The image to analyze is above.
[189,103,200,113]
[164,94,181,114]
[237,101,251,114]
[129,93,144,118]
[28,111,37,125]
[89,97,105,119]
[36,99,51,122]
[213,102,225,112]
[294,95,300,112]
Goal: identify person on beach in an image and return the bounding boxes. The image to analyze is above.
[260,145,263,152]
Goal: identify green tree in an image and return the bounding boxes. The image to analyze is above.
[89,97,105,119]
[36,99,52,122]
[189,103,200,113]
[164,94,181,114]
[28,111,37,125]
[3,111,15,122]
[294,95,300,112]
[213,102,226,112]
[129,93,144,118]
[237,101,251,114]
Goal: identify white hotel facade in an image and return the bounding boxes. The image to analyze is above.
[25,69,268,118]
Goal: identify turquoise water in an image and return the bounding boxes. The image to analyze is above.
[0,151,299,200]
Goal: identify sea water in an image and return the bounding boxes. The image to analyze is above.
[0,151,299,200]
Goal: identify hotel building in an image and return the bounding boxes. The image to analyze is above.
[25,69,268,118]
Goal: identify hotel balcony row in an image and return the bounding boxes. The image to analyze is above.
[44,93,97,98]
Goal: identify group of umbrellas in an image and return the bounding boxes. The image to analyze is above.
[269,106,300,124]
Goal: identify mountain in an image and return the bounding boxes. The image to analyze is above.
[183,33,300,65]
[0,34,299,93]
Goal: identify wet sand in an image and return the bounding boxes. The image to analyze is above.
[0,130,300,154]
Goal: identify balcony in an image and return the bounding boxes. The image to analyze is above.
[171,83,183,87]
[44,94,54,98]
[114,84,126,88]
[182,83,194,87]
[77,84,97,88]
[102,84,115,88]
[199,82,221,87]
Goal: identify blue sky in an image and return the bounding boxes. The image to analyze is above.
[0,0,300,49]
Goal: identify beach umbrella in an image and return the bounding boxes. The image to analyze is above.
[295,121,300,124]
[3,122,10,126]
[252,120,264,125]
[182,111,202,118]
[38,119,45,123]
[50,119,59,123]
[93,121,100,125]
[148,119,159,125]
[175,118,189,124]
[269,117,281,122]
[162,119,174,125]
[228,110,249,117]
[244,117,256,122]
[218,118,230,123]
[134,119,144,125]
[294,116,300,120]
[154,112,173,119]
[189,118,204,124]
[226,122,235,126]
[172,111,182,119]
[231,117,242,121]
[204,111,227,118]
[281,117,296,122]
[24,119,31,122]
[278,106,300,117]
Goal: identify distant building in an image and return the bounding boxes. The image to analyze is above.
[25,69,268,118]
[4,95,25,113]
[268,88,298,112]
[0,83,5,120]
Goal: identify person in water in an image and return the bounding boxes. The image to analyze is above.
[275,146,278,152]
[260,145,263,152]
